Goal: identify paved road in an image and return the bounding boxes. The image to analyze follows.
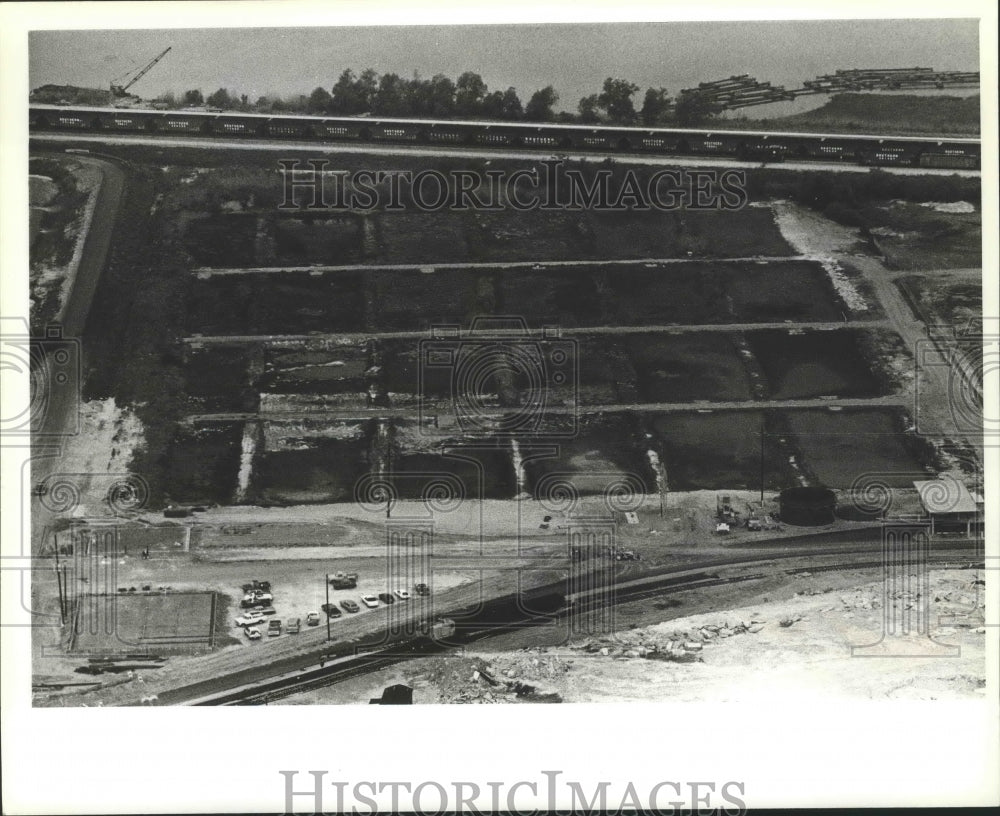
[31,132,980,177]
[30,155,127,553]
[53,156,126,339]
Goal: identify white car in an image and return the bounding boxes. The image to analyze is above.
[235,612,265,627]
[394,589,411,601]
[360,594,380,609]
[244,627,262,640]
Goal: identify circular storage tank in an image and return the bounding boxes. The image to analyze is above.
[780,487,836,526]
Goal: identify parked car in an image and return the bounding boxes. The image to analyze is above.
[321,603,342,619]
[360,595,380,609]
[341,599,360,614]
[306,612,321,626]
[286,618,301,634]
[394,589,411,601]
[247,605,277,616]
[245,627,262,641]
[378,592,395,605]
[235,612,266,627]
[329,572,359,589]
[267,620,282,637]
[414,583,431,596]
[240,591,273,608]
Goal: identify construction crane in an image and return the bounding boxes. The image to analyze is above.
[110,46,172,98]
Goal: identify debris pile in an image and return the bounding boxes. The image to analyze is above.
[568,617,769,662]
[826,572,986,628]
[419,653,567,704]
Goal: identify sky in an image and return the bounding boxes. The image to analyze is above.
[29,19,980,112]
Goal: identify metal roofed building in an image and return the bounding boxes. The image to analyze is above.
[912,479,983,536]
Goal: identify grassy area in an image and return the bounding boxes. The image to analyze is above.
[864,201,981,270]
[728,93,980,137]
[896,274,983,334]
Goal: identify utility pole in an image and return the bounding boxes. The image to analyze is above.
[659,461,668,518]
[325,573,331,642]
[759,422,765,507]
[54,532,66,625]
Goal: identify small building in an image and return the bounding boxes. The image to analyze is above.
[913,479,982,536]
[369,684,413,705]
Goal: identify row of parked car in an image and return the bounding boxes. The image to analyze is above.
[234,583,431,641]
[236,579,276,640]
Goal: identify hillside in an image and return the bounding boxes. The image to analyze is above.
[729,93,980,137]
[30,84,112,107]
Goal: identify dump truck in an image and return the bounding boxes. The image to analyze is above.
[423,618,456,641]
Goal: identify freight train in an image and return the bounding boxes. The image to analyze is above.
[28,104,981,170]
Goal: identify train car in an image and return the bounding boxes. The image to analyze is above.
[736,140,788,162]
[160,115,207,134]
[809,142,858,162]
[371,122,421,142]
[314,120,367,140]
[427,127,466,144]
[472,128,518,147]
[102,113,154,132]
[38,111,92,130]
[918,151,980,170]
[686,134,744,155]
[638,133,687,152]
[576,132,617,150]
[206,116,264,138]
[520,130,567,149]
[264,117,315,139]
[862,146,920,167]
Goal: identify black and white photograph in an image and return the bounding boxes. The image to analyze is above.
[2,1,997,812]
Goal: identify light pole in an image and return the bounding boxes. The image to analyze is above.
[659,461,668,519]
[759,422,765,507]
[325,573,331,642]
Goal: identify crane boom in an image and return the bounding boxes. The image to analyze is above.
[111,46,172,97]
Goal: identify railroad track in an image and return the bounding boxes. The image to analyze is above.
[189,550,981,706]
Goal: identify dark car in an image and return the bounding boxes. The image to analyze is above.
[377,592,395,605]
[341,600,360,614]
[414,583,431,596]
[321,603,342,619]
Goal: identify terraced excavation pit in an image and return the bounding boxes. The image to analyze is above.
[647,410,791,491]
[163,423,244,505]
[785,409,933,488]
[522,415,658,498]
[183,345,257,412]
[386,448,518,501]
[747,329,884,399]
[249,422,374,505]
[186,271,367,335]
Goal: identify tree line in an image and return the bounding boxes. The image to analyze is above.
[163,70,723,126]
